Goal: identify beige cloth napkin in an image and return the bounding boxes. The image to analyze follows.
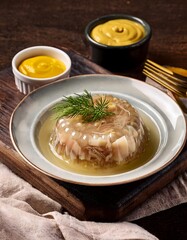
[1,162,187,240]
[0,162,159,240]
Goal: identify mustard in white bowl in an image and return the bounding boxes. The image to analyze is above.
[18,55,66,78]
[12,46,71,94]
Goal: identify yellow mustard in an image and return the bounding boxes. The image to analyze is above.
[18,56,66,78]
[91,19,146,46]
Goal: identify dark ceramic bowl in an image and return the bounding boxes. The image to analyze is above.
[85,14,152,72]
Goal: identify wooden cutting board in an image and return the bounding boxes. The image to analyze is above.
[1,47,187,221]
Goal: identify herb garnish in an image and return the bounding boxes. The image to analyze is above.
[52,90,114,122]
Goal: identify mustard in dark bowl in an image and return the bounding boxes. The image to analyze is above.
[85,14,152,72]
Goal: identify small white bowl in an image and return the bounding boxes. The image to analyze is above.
[12,46,71,94]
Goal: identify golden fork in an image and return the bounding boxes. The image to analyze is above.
[143,59,187,97]
[143,59,187,113]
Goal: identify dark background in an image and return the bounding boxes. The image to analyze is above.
[0,0,187,239]
[0,0,186,71]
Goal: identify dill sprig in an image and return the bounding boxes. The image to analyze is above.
[52,90,114,122]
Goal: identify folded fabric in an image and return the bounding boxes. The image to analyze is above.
[0,163,158,240]
[0,198,158,240]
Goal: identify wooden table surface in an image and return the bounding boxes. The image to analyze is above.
[0,0,187,239]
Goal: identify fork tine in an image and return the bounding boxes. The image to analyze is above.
[143,69,187,97]
[144,64,186,88]
[145,59,187,85]
[146,59,173,75]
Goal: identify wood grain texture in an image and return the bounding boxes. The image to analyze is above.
[0,0,186,71]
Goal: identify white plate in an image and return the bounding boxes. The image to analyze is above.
[10,74,187,186]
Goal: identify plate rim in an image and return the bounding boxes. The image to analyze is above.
[9,74,187,186]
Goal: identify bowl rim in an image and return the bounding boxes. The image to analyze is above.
[12,45,72,82]
[85,14,152,49]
